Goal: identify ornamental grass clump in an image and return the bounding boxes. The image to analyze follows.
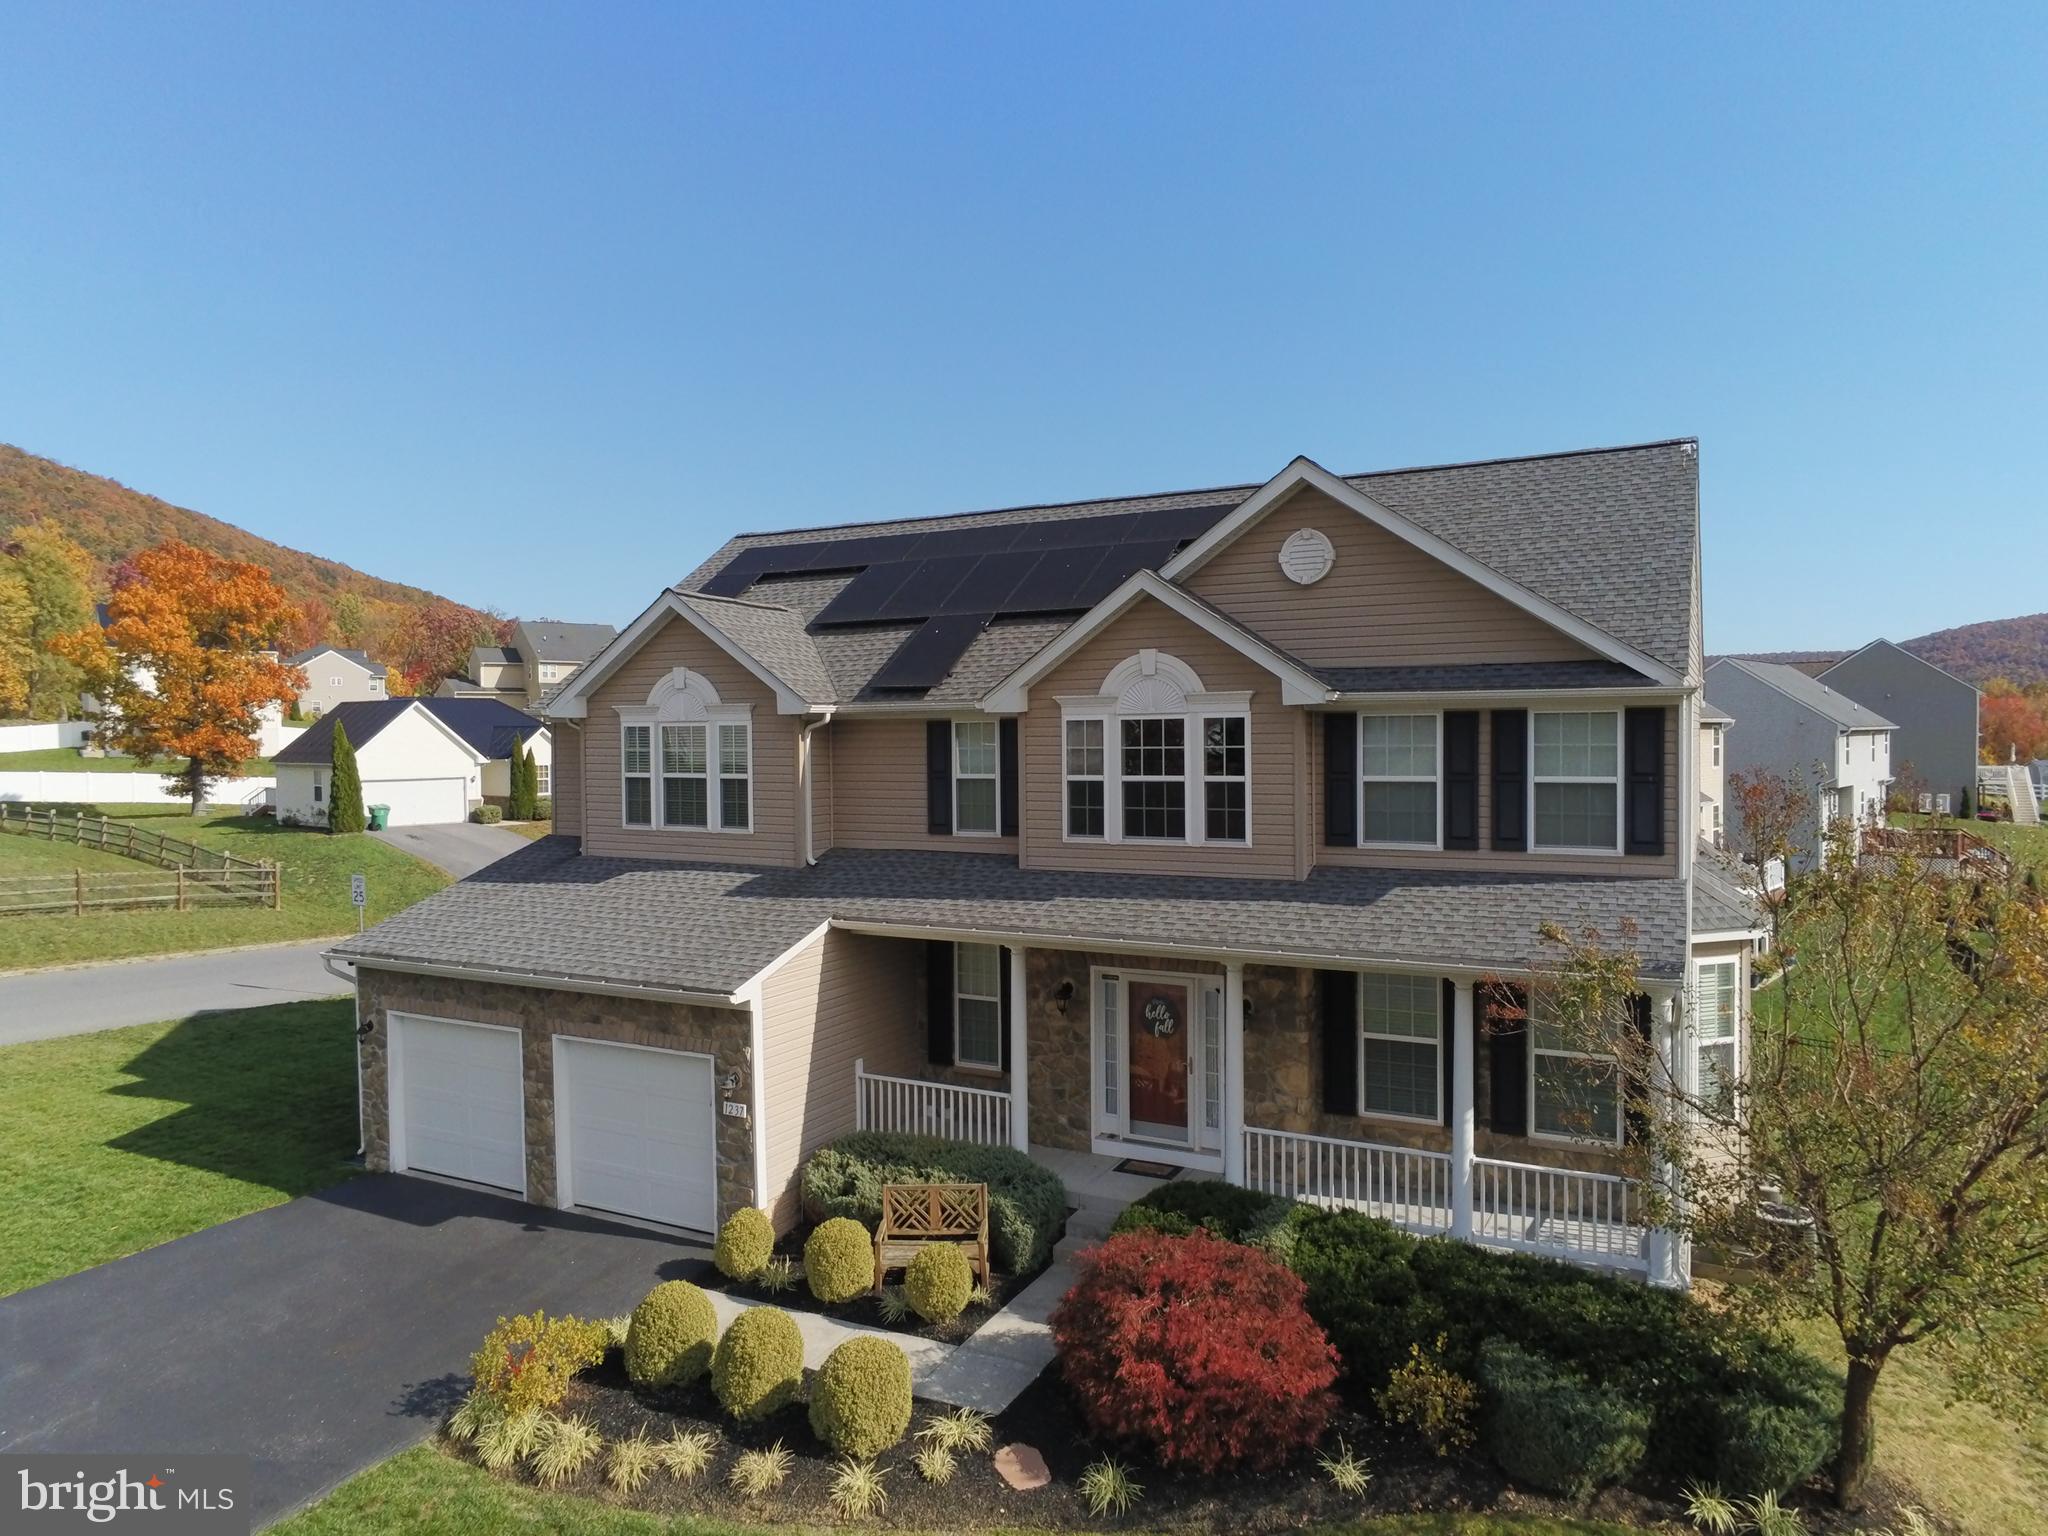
[828,1458,890,1519]
[711,1307,805,1422]
[728,1441,793,1499]
[1050,1229,1339,1473]
[804,1217,873,1304]
[624,1280,719,1391]
[605,1432,658,1494]
[657,1427,719,1484]
[809,1336,913,1458]
[529,1414,602,1488]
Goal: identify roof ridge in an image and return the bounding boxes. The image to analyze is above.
[674,587,798,615]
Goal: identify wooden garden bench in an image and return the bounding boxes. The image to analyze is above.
[873,1181,990,1293]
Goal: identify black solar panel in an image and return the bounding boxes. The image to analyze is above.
[812,561,924,625]
[872,553,980,620]
[937,552,1025,614]
[866,613,990,691]
[1002,545,1112,612]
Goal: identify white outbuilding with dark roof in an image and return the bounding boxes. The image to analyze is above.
[272,698,549,827]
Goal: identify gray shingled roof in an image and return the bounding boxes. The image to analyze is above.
[1319,661,1657,693]
[520,622,617,663]
[1700,696,1734,724]
[674,593,834,705]
[332,838,1691,991]
[1694,842,1769,934]
[1708,658,1898,732]
[289,645,378,669]
[679,441,1698,700]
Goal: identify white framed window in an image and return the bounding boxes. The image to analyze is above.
[1066,718,1105,837]
[1059,649,1251,847]
[312,775,324,804]
[660,723,708,828]
[622,724,653,827]
[1360,713,1440,847]
[1711,802,1724,845]
[1712,728,1722,767]
[953,720,999,835]
[329,674,343,687]
[718,723,752,830]
[955,942,1003,1071]
[1696,958,1740,1105]
[1532,710,1622,853]
[1530,997,1622,1145]
[534,762,550,796]
[1359,972,1440,1122]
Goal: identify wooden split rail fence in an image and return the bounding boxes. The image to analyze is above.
[0,805,281,915]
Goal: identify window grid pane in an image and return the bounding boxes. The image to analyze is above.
[624,776,652,827]
[957,998,1002,1068]
[956,778,998,833]
[1361,714,1436,777]
[1065,718,1104,775]
[1204,781,1246,842]
[1363,1038,1438,1119]
[1534,782,1617,850]
[1067,780,1105,837]
[1122,779,1185,839]
[622,725,651,775]
[718,724,749,777]
[662,724,706,774]
[719,777,749,829]
[1120,717,1185,839]
[1361,715,1438,845]
[1363,781,1438,844]
[1533,1055,1620,1141]
[663,777,708,828]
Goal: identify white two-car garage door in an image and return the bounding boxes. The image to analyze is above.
[365,777,469,827]
[390,1014,525,1193]
[556,1038,718,1233]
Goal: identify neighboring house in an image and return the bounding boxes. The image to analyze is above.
[1816,639,1980,812]
[329,439,1766,1290]
[1703,657,1895,868]
[289,645,388,717]
[274,698,548,827]
[1698,696,1732,846]
[436,622,618,709]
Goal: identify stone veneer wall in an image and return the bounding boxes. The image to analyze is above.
[354,967,759,1223]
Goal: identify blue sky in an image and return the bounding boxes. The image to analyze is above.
[1,4,2041,652]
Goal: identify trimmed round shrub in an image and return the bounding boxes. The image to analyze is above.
[715,1208,776,1282]
[470,803,503,824]
[1051,1229,1339,1473]
[903,1243,973,1324]
[710,1307,804,1422]
[800,1131,1066,1273]
[624,1281,718,1391]
[808,1335,913,1457]
[804,1217,873,1304]
[1477,1339,1648,1498]
[1710,1387,1842,1497]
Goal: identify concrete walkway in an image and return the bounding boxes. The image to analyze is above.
[0,940,344,1045]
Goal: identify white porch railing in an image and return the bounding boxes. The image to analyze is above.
[853,1059,1012,1148]
[1242,1126,1453,1234]
[1473,1155,1645,1271]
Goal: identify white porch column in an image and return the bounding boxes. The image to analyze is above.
[1223,961,1246,1184]
[1645,988,1689,1289]
[1006,943,1030,1152]
[1450,979,1476,1239]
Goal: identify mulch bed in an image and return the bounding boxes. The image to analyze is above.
[694,1216,1062,1347]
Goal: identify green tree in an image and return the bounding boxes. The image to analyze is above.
[0,554,32,716]
[8,522,97,719]
[508,741,538,820]
[331,591,368,647]
[327,720,366,833]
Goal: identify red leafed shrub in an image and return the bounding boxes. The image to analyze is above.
[1049,1228,1340,1473]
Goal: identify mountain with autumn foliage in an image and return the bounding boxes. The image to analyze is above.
[1720,616,2048,690]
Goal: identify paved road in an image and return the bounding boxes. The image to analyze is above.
[369,821,530,878]
[0,941,346,1046]
[0,1175,711,1529]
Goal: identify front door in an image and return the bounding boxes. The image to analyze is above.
[1126,976,1192,1142]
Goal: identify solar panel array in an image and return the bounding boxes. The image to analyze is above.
[699,501,1239,695]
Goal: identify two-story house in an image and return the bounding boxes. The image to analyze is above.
[437,621,619,710]
[288,645,388,716]
[1814,640,1979,814]
[331,440,1763,1289]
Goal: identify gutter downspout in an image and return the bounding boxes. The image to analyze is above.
[801,709,835,865]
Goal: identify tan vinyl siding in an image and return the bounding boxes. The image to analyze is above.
[553,720,584,836]
[827,716,1018,856]
[580,613,802,865]
[759,928,924,1229]
[1022,598,1299,880]
[1313,704,1680,876]
[1184,486,1601,668]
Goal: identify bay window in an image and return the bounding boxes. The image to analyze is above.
[1532,710,1621,852]
[1360,714,1439,846]
[953,720,999,835]
[1359,971,1441,1121]
[954,943,1004,1070]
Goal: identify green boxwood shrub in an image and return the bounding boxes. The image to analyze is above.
[804,1217,873,1304]
[1110,1179,1307,1265]
[714,1208,775,1282]
[624,1280,719,1391]
[903,1243,973,1323]
[710,1307,804,1422]
[1477,1339,1649,1498]
[1710,1384,1844,1497]
[470,803,503,824]
[533,795,553,821]
[800,1132,1066,1274]
[808,1335,913,1457]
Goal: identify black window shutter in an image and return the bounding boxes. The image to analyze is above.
[998,719,1019,837]
[1439,977,1456,1125]
[1319,969,1358,1116]
[998,946,1014,1072]
[1444,711,1480,850]
[925,721,952,836]
[1624,707,1665,856]
[1323,713,1357,847]
[1623,992,1653,1144]
[1491,710,1528,852]
[1484,983,1529,1134]
[925,940,954,1066]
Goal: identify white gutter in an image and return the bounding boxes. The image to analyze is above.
[800,709,836,865]
[324,951,741,1010]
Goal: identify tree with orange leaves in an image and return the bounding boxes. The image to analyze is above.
[55,540,305,813]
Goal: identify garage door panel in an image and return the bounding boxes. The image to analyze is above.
[368,777,469,826]
[559,1039,716,1231]
[397,1016,525,1193]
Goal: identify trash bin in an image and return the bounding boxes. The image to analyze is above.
[367,805,391,831]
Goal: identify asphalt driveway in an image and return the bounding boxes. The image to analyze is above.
[0,1174,710,1528]
[368,821,530,878]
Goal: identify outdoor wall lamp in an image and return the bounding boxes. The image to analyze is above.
[1054,979,1076,1016]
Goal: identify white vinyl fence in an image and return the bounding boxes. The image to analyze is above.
[0,721,96,752]
[0,772,275,807]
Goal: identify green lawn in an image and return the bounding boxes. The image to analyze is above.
[0,999,361,1296]
[0,746,274,774]
[275,1446,1636,1536]
[0,807,448,970]
[503,820,556,841]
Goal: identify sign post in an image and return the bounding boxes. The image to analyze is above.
[350,873,367,932]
